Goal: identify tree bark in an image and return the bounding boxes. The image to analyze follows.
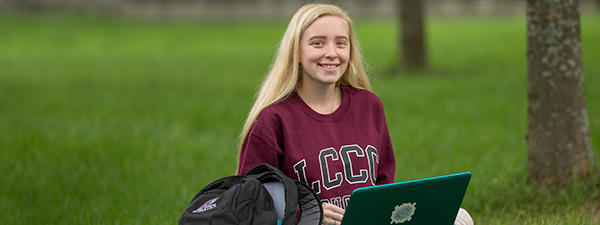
[399,0,426,70]
[526,0,596,185]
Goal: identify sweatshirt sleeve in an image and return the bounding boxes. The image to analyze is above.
[237,110,284,175]
[376,119,396,185]
[375,100,396,185]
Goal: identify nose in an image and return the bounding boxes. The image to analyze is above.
[324,43,338,59]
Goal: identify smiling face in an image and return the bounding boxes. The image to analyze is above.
[299,16,350,88]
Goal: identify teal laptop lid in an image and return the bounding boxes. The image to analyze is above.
[341,172,471,225]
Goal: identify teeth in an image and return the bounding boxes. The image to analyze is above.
[322,65,337,69]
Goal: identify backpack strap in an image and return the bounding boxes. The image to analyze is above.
[245,164,297,224]
[295,180,322,225]
[245,163,323,225]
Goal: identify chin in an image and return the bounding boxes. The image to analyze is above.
[320,75,343,84]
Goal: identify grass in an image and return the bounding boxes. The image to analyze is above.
[0,12,599,224]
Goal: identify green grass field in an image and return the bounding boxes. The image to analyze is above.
[1,13,599,224]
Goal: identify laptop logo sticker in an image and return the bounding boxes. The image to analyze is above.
[390,202,416,224]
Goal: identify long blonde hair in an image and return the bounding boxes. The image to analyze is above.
[238,4,371,153]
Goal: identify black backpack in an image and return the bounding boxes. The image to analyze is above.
[179,163,323,225]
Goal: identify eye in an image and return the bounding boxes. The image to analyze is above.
[312,41,324,46]
[336,40,347,46]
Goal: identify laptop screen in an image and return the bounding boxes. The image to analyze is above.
[341,172,471,225]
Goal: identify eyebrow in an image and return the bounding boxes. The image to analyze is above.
[308,35,349,41]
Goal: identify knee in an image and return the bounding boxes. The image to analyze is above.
[455,208,474,225]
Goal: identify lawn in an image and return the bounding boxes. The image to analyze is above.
[1,12,599,224]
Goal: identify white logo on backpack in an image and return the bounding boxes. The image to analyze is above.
[192,197,219,213]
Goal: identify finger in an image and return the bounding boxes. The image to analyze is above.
[321,216,338,225]
[322,203,345,223]
[322,203,345,216]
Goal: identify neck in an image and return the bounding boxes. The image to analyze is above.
[297,84,341,115]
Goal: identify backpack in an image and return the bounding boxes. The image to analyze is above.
[179,163,323,225]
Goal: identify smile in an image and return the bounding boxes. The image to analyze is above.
[319,64,338,69]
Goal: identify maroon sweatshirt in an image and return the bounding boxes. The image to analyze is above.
[238,87,396,210]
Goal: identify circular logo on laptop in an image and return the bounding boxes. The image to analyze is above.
[390,202,416,224]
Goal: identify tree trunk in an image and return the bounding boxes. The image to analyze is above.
[526,0,597,185]
[399,0,426,70]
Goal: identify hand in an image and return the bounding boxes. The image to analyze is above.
[321,203,345,225]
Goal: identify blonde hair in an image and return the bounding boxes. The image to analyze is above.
[238,4,371,153]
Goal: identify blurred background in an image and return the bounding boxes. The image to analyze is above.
[1,0,599,224]
[2,0,599,19]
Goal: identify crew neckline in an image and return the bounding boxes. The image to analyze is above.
[291,86,351,122]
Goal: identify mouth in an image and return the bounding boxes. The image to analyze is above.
[319,64,339,69]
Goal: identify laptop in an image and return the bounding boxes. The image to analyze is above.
[340,172,471,225]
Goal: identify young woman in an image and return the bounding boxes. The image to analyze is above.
[237,4,472,225]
